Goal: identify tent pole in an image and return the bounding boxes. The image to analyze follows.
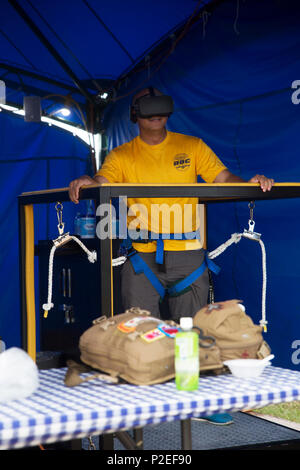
[0,63,79,94]
[86,102,106,174]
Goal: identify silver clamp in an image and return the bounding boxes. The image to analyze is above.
[53,232,72,247]
[242,201,261,241]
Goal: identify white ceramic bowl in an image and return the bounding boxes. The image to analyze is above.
[223,358,271,378]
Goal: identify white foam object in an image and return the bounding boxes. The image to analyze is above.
[0,347,39,403]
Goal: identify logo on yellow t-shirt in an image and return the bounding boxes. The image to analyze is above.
[173,153,191,171]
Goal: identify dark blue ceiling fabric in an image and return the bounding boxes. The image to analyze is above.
[102,0,300,370]
[104,0,300,148]
[0,0,213,107]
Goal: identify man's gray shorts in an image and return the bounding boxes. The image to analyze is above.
[121,249,209,321]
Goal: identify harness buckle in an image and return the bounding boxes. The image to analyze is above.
[126,247,137,258]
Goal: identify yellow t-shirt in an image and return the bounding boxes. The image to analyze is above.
[96,131,226,252]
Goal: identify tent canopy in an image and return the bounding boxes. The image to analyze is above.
[1,0,214,117]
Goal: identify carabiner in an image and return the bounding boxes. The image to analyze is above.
[193,326,216,348]
[55,202,65,235]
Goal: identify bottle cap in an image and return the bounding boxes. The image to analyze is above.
[180,317,193,330]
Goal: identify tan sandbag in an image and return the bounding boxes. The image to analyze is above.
[65,307,223,387]
[194,299,271,361]
[78,308,176,385]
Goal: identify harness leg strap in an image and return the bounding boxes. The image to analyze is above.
[128,251,166,299]
[127,251,220,300]
[167,254,220,297]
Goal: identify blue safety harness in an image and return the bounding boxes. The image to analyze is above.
[120,229,220,300]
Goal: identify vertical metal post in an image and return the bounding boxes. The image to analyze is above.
[18,200,36,360]
[133,428,144,450]
[99,186,114,317]
[180,419,192,450]
[18,199,27,351]
[99,433,114,450]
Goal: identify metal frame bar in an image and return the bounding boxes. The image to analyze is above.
[19,182,300,205]
[181,419,192,450]
[18,182,300,359]
[0,63,81,94]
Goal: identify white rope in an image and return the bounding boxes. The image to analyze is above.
[208,232,268,332]
[112,256,127,266]
[42,235,97,317]
[69,235,97,263]
[42,244,56,315]
[43,230,267,330]
[258,238,267,331]
[208,232,243,259]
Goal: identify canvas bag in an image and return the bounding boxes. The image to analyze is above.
[193,299,271,362]
[64,307,223,387]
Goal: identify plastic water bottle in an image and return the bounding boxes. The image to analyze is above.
[74,212,82,235]
[175,317,199,391]
[79,200,96,238]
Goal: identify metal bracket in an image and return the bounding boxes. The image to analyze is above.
[242,202,261,241]
[53,232,72,247]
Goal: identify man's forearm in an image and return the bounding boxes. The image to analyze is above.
[93,175,109,184]
[214,169,245,183]
[214,169,274,192]
[69,174,109,203]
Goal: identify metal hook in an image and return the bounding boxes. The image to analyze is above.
[247,201,256,232]
[55,202,65,235]
[248,201,255,222]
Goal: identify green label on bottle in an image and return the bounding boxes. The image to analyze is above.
[175,332,199,391]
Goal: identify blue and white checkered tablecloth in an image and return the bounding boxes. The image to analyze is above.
[0,365,300,449]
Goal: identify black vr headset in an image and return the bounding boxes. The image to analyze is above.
[130,86,174,123]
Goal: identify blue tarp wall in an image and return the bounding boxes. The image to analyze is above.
[0,111,90,348]
[103,0,300,370]
[0,0,300,371]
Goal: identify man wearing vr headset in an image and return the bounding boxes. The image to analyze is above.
[69,86,273,318]
[69,88,273,424]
